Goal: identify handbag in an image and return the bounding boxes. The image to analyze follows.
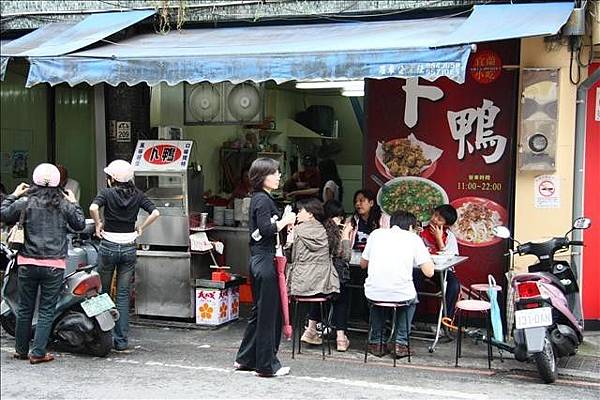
[7,203,26,251]
[333,257,350,284]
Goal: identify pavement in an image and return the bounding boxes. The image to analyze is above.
[1,314,599,399]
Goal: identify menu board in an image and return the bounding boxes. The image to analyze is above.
[364,42,518,289]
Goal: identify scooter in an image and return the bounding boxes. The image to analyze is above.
[0,220,119,357]
[491,217,591,383]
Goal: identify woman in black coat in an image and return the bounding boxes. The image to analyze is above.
[234,158,296,377]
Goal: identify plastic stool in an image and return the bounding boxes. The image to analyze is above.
[469,283,502,300]
[454,299,493,369]
[364,301,412,367]
[291,296,331,360]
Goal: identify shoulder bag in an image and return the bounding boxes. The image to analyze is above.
[7,202,26,251]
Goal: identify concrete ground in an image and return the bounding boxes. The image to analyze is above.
[1,316,599,400]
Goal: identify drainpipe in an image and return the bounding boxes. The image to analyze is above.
[572,67,600,325]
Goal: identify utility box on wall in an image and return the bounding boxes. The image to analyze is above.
[519,69,559,171]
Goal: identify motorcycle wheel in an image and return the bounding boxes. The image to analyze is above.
[534,335,558,383]
[0,312,16,337]
[85,326,113,358]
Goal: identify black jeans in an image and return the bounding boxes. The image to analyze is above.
[97,239,137,350]
[15,265,63,357]
[235,251,282,375]
[308,282,350,331]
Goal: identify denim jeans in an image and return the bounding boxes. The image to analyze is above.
[368,301,416,346]
[15,265,63,357]
[97,239,136,350]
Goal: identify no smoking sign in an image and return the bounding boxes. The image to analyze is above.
[538,180,555,197]
[535,175,560,208]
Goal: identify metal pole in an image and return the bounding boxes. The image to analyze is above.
[572,67,600,325]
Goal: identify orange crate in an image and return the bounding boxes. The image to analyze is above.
[240,282,253,304]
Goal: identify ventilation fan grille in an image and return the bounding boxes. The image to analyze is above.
[185,82,264,125]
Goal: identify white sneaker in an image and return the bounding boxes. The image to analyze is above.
[301,329,323,345]
[256,367,290,377]
[275,367,290,376]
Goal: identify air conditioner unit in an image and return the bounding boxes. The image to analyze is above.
[519,69,559,171]
[185,82,264,125]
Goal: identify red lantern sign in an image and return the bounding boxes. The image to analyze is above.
[469,49,502,84]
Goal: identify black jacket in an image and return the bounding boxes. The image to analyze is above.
[1,194,86,259]
[249,190,281,253]
[92,187,156,233]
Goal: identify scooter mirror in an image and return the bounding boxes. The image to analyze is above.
[493,226,511,239]
[573,217,591,230]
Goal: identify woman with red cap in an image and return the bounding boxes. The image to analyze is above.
[89,159,160,351]
[0,163,85,364]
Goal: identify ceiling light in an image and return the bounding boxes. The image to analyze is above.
[341,89,364,97]
[295,80,364,90]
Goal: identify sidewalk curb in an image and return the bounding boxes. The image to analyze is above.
[558,368,600,381]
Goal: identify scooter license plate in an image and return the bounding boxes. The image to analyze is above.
[514,307,552,330]
[81,293,115,318]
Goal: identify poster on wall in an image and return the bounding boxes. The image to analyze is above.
[365,41,519,290]
[12,150,28,178]
[534,175,560,209]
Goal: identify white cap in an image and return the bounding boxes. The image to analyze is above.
[104,159,134,183]
[32,163,60,187]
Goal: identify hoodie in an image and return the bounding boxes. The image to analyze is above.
[92,187,156,233]
[287,219,340,297]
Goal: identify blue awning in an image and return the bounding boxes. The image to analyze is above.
[0,10,153,80]
[26,18,473,87]
[434,2,574,47]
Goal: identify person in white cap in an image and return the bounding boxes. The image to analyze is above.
[89,159,160,351]
[0,163,85,364]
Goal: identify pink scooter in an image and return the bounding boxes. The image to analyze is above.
[493,217,591,383]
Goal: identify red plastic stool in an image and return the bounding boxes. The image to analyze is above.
[454,299,493,369]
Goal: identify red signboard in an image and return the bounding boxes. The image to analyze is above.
[365,42,519,294]
[583,62,600,322]
[143,144,183,165]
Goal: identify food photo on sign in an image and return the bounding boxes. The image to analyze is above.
[365,40,519,291]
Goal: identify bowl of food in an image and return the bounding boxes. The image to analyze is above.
[450,196,508,247]
[375,134,442,180]
[377,176,449,223]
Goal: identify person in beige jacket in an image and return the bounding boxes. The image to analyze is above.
[286,198,340,347]
[287,198,340,297]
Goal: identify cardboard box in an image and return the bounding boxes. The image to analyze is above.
[195,286,240,326]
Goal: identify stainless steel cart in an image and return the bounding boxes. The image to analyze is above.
[131,140,204,319]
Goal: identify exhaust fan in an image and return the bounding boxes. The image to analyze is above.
[185,82,263,125]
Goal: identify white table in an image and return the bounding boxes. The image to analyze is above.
[348,252,469,353]
[423,256,469,352]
